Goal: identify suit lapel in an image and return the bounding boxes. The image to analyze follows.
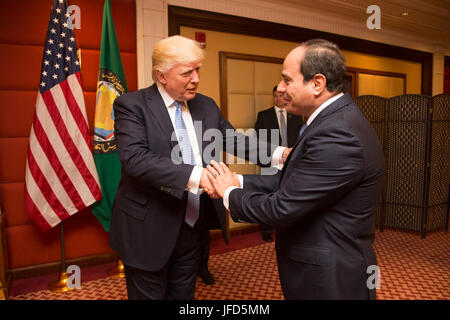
[270,107,282,145]
[145,84,177,148]
[280,124,309,179]
[286,113,299,146]
[270,107,280,129]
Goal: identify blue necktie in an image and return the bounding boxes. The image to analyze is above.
[174,101,199,227]
[298,123,307,138]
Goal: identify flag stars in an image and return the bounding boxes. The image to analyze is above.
[63,22,68,28]
[48,39,54,44]
[65,56,71,61]
[69,37,75,42]
[42,71,48,76]
[75,60,79,66]
[52,74,58,79]
[64,67,69,72]
[59,0,64,3]
[61,32,66,38]
[50,28,56,34]
[40,82,46,87]
[68,46,73,52]
[56,53,62,59]
[58,43,64,48]
[56,8,61,14]
[65,12,71,18]
[54,63,60,69]
[44,60,50,65]
[53,17,59,23]
[46,49,51,55]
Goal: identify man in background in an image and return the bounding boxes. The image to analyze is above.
[254,85,303,242]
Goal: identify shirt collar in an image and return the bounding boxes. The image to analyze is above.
[274,105,286,114]
[306,92,344,126]
[156,81,177,108]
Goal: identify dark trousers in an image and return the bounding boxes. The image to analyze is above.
[124,221,203,300]
[199,226,210,267]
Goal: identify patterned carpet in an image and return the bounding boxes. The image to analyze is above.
[8,227,450,300]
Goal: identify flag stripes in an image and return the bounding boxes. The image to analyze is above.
[30,111,85,210]
[25,72,101,232]
[58,78,91,147]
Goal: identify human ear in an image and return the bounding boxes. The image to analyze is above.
[312,74,326,96]
[156,70,167,85]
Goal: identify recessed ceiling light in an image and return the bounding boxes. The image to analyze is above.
[401,10,409,16]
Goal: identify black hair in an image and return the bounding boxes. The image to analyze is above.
[300,39,346,93]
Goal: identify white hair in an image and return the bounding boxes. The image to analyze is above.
[152,35,205,82]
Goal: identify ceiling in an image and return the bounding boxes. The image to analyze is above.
[269,0,450,51]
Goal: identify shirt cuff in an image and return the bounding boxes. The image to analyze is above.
[223,186,240,210]
[237,174,243,188]
[271,146,286,170]
[186,166,203,194]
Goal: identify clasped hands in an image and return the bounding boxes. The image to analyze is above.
[199,147,292,199]
[200,160,239,199]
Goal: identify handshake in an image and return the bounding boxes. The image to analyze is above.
[199,147,292,199]
[200,160,239,200]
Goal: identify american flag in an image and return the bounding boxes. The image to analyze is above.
[25,0,102,232]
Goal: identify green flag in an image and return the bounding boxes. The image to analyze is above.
[92,0,126,231]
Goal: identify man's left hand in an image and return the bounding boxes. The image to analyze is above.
[206,161,240,198]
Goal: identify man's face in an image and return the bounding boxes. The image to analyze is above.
[277,47,315,116]
[158,61,201,101]
[273,91,288,109]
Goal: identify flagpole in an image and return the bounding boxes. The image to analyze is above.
[94,0,127,280]
[48,222,73,292]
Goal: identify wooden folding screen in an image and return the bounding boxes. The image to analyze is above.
[355,94,450,237]
[353,95,387,228]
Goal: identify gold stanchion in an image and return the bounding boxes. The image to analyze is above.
[108,259,125,278]
[48,222,73,293]
[48,272,73,293]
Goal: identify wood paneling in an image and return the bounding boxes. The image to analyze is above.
[219,52,284,119]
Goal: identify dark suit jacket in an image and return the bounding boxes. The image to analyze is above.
[254,106,303,148]
[229,93,385,299]
[109,84,276,272]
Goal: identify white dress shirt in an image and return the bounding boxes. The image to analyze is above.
[223,92,345,209]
